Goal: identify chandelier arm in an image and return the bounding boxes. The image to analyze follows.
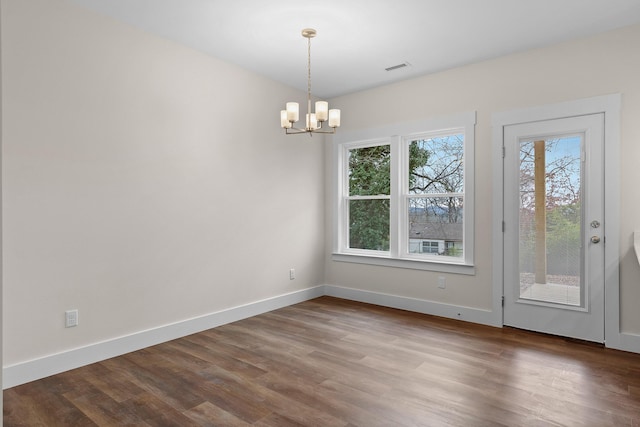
[286,127,336,135]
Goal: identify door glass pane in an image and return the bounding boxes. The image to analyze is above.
[518,136,582,306]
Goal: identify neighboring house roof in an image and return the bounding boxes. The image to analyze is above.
[409,222,463,242]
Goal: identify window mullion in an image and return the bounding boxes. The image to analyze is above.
[347,195,391,200]
[339,143,349,252]
[463,120,475,265]
[390,136,402,257]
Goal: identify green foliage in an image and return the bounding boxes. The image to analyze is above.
[349,199,390,250]
[409,142,430,189]
[444,246,462,257]
[347,143,431,251]
[348,145,391,196]
[546,203,581,275]
[519,203,581,276]
[348,145,391,250]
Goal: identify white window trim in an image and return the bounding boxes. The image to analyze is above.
[332,112,476,275]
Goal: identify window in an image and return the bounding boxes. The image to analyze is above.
[333,112,475,274]
[422,241,440,254]
[348,143,390,251]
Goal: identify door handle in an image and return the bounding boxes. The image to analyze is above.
[591,236,601,244]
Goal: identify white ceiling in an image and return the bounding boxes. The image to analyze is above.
[69,0,640,99]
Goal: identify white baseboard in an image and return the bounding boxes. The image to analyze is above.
[607,331,640,354]
[324,286,640,354]
[5,284,637,389]
[324,285,501,327]
[3,286,325,389]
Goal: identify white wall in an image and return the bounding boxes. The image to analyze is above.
[326,24,640,334]
[2,0,325,369]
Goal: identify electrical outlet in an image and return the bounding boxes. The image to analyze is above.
[437,276,446,289]
[65,309,78,328]
[289,268,296,280]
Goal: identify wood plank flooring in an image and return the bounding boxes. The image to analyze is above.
[4,296,640,426]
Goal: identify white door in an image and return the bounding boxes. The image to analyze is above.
[503,113,604,342]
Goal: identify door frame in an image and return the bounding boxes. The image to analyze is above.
[491,94,622,349]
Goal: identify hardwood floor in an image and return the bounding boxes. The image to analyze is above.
[4,296,640,426]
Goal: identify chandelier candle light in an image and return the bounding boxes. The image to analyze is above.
[280,28,340,135]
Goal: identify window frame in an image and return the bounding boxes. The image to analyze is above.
[400,129,468,264]
[333,112,476,275]
[340,137,393,257]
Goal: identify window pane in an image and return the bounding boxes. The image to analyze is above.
[349,199,390,251]
[409,135,464,195]
[408,197,463,257]
[349,145,391,196]
[518,137,582,306]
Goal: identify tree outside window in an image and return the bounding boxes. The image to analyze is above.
[348,145,390,250]
[408,134,464,258]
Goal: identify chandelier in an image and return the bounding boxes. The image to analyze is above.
[280,28,341,135]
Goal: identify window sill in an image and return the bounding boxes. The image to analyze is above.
[332,253,476,275]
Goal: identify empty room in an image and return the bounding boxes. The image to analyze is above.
[2,0,640,425]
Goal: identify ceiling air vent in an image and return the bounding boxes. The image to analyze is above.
[385,62,410,72]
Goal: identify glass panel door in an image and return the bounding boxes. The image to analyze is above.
[503,113,604,343]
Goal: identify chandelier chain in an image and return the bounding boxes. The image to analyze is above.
[307,35,312,108]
